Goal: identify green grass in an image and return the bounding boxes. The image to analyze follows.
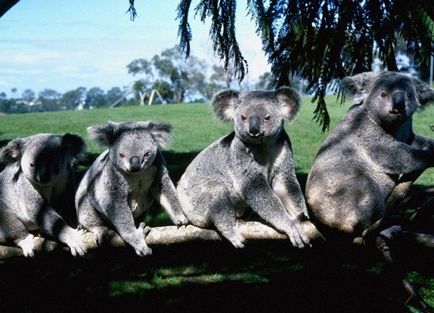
[0,97,433,184]
[0,98,433,313]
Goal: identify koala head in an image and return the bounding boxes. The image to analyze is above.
[342,71,434,128]
[212,87,301,144]
[0,133,85,185]
[88,121,172,175]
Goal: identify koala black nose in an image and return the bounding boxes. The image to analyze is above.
[248,116,261,137]
[391,92,405,113]
[129,156,141,172]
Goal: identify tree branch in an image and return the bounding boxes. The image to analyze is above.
[0,220,323,260]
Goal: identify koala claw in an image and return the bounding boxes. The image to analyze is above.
[17,234,36,258]
[287,221,311,248]
[379,225,402,241]
[176,215,189,227]
[228,234,246,249]
[65,228,87,257]
[135,244,152,257]
[138,222,151,236]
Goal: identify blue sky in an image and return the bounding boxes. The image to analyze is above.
[0,0,269,97]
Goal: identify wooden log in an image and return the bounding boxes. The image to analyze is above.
[0,220,324,260]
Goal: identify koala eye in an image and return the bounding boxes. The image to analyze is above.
[119,153,126,159]
[264,115,271,121]
[240,115,247,121]
[407,92,412,98]
[143,151,151,158]
[29,163,35,168]
[380,92,388,98]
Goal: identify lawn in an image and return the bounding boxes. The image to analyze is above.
[0,97,433,313]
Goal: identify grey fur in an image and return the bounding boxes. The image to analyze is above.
[76,121,187,256]
[178,87,310,248]
[0,133,87,257]
[306,71,434,237]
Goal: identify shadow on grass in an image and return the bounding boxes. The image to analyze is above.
[0,147,432,313]
[1,241,433,313]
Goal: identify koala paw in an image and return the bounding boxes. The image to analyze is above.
[134,244,152,256]
[138,222,151,236]
[90,226,111,246]
[17,234,36,258]
[379,225,402,241]
[126,224,152,257]
[63,228,87,257]
[227,232,246,249]
[287,220,311,249]
[175,215,189,227]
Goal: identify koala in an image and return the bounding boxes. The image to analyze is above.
[0,133,87,257]
[177,87,310,248]
[75,121,188,256]
[306,71,434,239]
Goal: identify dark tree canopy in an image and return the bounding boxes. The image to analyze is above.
[174,0,433,130]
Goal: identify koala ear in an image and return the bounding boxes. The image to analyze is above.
[341,72,379,103]
[275,86,301,122]
[62,134,86,163]
[148,122,172,149]
[212,90,240,122]
[87,121,119,146]
[411,77,434,106]
[0,139,25,165]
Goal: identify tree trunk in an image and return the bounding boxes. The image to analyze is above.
[0,220,323,260]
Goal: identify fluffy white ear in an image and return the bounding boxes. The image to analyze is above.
[211,90,240,122]
[0,138,25,165]
[341,72,379,103]
[147,122,172,149]
[275,86,301,122]
[87,121,119,146]
[411,77,434,106]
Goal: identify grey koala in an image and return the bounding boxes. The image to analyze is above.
[0,133,87,257]
[306,71,434,238]
[75,121,188,256]
[178,87,310,248]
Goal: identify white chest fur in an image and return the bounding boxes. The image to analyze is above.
[125,166,156,219]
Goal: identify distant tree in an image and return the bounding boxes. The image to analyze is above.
[132,80,148,106]
[85,87,107,109]
[21,89,36,103]
[38,89,61,101]
[61,87,86,110]
[127,59,153,77]
[152,80,174,103]
[0,92,6,100]
[175,0,434,130]
[256,72,275,91]
[152,46,206,103]
[127,45,208,104]
[106,87,126,106]
[10,88,17,96]
[38,88,62,112]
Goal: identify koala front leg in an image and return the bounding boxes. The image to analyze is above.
[243,175,310,248]
[76,196,113,246]
[0,203,36,257]
[21,191,86,256]
[103,203,152,256]
[152,164,188,227]
[367,136,434,175]
[152,152,188,226]
[411,134,434,151]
